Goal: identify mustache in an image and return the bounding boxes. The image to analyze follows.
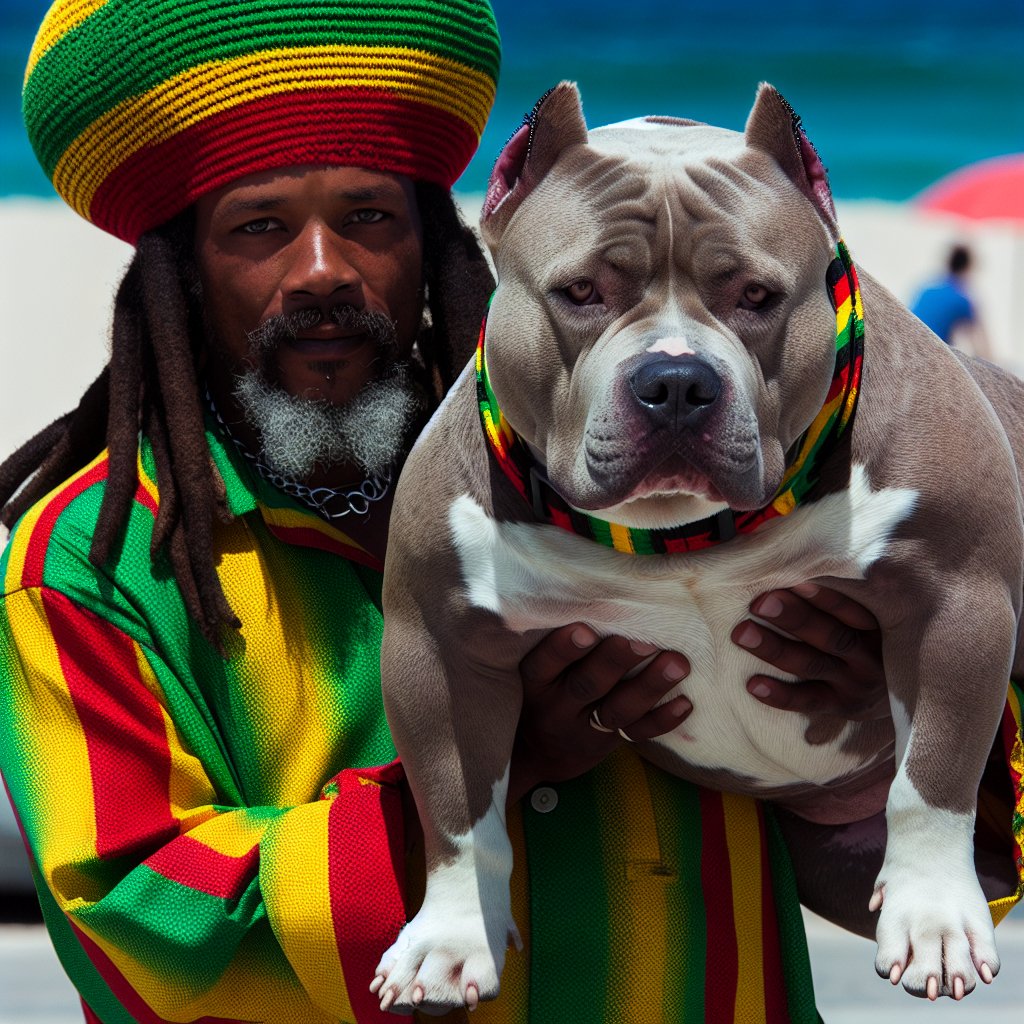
[246,304,399,355]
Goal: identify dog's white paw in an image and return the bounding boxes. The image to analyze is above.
[372,904,518,1014]
[870,876,999,999]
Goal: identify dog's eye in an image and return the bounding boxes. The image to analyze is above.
[564,280,600,305]
[739,283,771,310]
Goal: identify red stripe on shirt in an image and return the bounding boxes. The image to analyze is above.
[21,459,109,587]
[329,761,407,1024]
[134,480,159,517]
[44,591,179,861]
[263,523,384,572]
[700,789,739,1020]
[144,836,259,901]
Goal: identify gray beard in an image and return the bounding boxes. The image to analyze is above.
[233,361,427,481]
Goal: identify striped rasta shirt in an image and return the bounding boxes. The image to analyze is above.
[0,423,831,1023]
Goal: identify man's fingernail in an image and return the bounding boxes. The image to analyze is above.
[791,582,820,598]
[750,681,771,698]
[754,595,783,618]
[572,627,597,649]
[629,639,658,656]
[734,623,761,649]
[670,696,692,717]
[662,657,688,682]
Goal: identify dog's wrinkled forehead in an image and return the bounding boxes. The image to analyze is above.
[589,118,746,166]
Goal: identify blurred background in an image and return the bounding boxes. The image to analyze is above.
[1,0,1023,1018]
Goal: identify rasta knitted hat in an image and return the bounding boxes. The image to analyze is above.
[22,0,501,244]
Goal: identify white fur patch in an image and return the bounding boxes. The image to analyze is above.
[450,464,917,788]
[647,335,695,357]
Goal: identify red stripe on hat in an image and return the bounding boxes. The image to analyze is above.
[89,90,479,243]
[758,808,789,1023]
[21,459,109,587]
[700,788,739,1020]
[329,760,408,1024]
[145,835,259,901]
[44,590,179,861]
[70,921,245,1024]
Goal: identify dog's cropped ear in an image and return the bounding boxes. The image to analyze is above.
[745,83,838,236]
[480,81,589,247]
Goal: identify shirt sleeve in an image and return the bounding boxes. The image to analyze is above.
[0,583,406,1024]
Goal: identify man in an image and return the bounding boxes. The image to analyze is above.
[0,2,888,1021]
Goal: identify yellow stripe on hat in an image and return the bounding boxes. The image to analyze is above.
[24,0,111,83]
[53,44,497,220]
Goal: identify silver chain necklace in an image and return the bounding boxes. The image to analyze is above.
[205,388,393,521]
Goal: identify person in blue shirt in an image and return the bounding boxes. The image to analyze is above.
[911,244,989,355]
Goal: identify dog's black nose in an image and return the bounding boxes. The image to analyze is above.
[629,357,722,429]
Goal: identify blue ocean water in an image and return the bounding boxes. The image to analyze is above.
[1,0,1022,201]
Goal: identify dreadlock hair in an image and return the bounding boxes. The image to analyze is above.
[0,184,496,649]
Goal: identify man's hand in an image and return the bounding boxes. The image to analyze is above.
[512,584,887,799]
[510,627,691,801]
[732,582,888,721]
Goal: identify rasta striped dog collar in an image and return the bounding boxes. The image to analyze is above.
[476,241,864,555]
[23,0,500,244]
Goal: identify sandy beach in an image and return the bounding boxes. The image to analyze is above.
[2,194,1023,467]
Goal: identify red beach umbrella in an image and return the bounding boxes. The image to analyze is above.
[915,154,1024,223]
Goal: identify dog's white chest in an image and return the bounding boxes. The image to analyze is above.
[450,465,916,789]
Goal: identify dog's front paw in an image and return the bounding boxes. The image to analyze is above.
[372,904,518,1014]
[870,876,999,1000]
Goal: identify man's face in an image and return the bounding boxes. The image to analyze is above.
[193,164,427,482]
[194,163,424,408]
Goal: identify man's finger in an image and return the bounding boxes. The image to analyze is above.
[788,582,881,631]
[747,674,888,721]
[594,652,690,731]
[750,589,875,660]
[618,696,693,741]
[557,635,661,706]
[519,623,599,695]
[732,619,843,683]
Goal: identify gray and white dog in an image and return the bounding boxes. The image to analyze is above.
[373,82,1022,1012]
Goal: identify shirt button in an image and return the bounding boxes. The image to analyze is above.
[530,786,558,814]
